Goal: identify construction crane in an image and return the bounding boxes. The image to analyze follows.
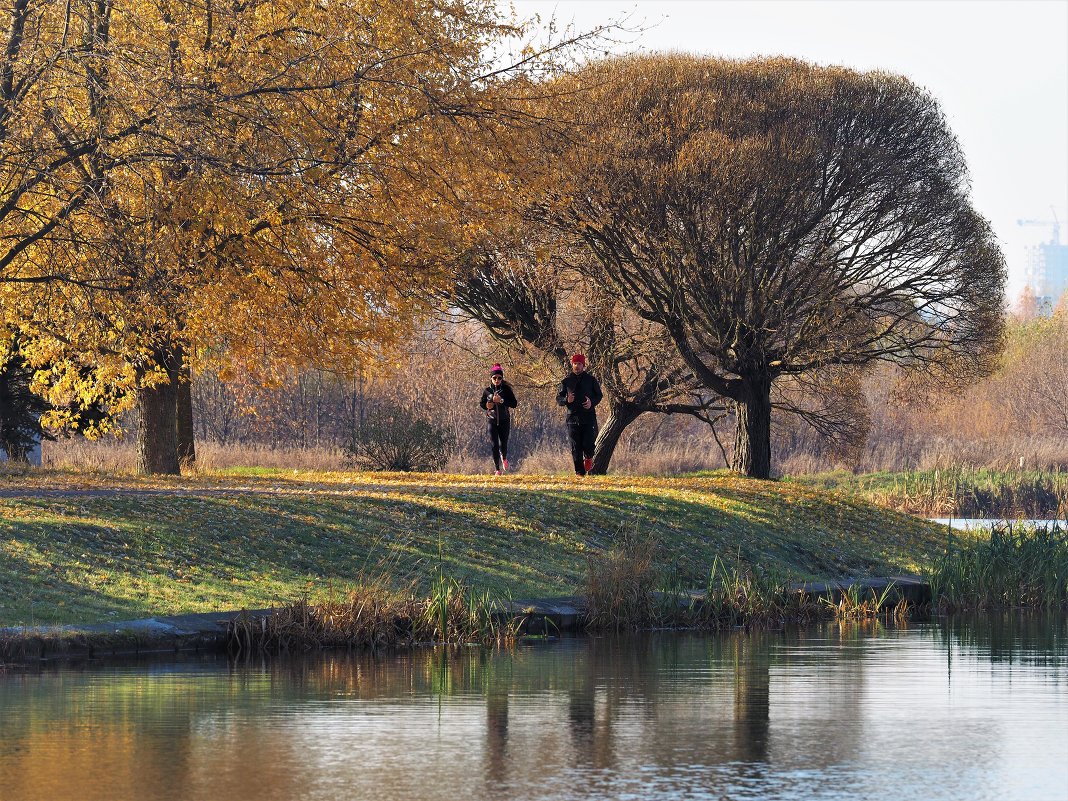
[1017,207,1061,245]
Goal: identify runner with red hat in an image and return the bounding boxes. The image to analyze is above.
[556,353,603,476]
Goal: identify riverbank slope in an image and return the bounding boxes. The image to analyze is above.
[0,468,947,627]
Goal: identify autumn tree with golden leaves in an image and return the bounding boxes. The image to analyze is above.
[1,0,598,473]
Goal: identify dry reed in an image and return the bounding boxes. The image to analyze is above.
[929,523,1068,612]
[583,530,659,630]
[225,579,521,655]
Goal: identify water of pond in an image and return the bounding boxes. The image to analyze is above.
[1,618,1066,801]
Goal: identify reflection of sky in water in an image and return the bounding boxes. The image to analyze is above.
[0,621,1065,801]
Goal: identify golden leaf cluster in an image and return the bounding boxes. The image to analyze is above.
[1,0,546,427]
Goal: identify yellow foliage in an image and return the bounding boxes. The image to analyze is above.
[0,0,548,427]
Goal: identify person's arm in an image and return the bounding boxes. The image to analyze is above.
[479,389,490,410]
[503,384,518,408]
[556,379,570,407]
[589,376,603,408]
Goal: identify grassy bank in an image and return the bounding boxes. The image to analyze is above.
[788,467,1068,518]
[0,467,946,628]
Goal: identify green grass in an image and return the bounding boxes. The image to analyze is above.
[0,468,947,627]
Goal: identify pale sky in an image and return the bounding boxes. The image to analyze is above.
[510,0,1068,302]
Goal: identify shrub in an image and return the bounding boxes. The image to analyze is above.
[345,407,455,472]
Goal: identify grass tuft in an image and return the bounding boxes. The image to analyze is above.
[928,523,1068,612]
[820,581,911,621]
[225,565,520,654]
[702,557,824,627]
[583,528,659,630]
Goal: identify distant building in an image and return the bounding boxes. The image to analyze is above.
[1019,212,1067,315]
[1023,242,1068,313]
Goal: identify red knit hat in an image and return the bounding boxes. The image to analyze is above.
[570,353,586,365]
[490,363,504,376]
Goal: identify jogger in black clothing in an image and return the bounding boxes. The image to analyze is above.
[556,353,603,476]
[480,364,518,475]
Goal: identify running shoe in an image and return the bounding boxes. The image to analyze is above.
[583,457,593,474]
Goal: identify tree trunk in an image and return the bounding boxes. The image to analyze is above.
[590,401,643,475]
[2,443,29,463]
[731,375,772,479]
[174,349,196,469]
[137,379,181,475]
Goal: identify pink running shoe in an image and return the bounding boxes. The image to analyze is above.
[494,469,501,476]
[583,457,593,474]
[502,458,509,472]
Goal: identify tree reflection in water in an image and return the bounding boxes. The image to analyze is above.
[732,633,771,766]
[1,619,1065,801]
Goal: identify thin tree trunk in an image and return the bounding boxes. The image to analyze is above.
[731,375,772,479]
[137,379,180,475]
[174,346,195,469]
[590,401,643,475]
[2,444,29,463]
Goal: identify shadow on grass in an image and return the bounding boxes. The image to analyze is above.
[0,481,946,626]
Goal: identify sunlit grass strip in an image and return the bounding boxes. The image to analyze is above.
[929,523,1068,611]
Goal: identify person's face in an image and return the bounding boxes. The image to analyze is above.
[491,375,503,387]
[571,361,586,373]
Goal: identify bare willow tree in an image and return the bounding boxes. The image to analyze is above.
[535,55,1005,478]
[449,239,724,473]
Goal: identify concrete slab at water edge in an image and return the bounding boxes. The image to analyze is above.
[0,609,273,662]
[0,601,589,659]
[0,577,929,663]
[790,575,931,605]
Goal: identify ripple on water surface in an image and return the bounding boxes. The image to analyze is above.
[0,618,1065,801]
